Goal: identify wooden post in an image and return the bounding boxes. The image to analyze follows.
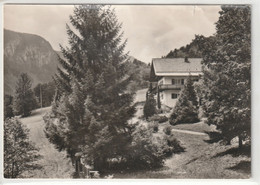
[40,84,42,108]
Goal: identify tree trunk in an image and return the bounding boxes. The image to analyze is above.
[11,162,14,178]
[239,135,243,148]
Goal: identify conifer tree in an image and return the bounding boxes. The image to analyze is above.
[201,5,251,148]
[143,92,157,120]
[4,94,14,119]
[170,76,199,125]
[4,118,41,178]
[44,5,135,172]
[13,73,37,117]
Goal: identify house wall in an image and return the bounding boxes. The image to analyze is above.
[158,75,200,108]
[160,90,179,107]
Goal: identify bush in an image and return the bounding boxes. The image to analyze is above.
[163,125,172,135]
[148,122,159,133]
[148,115,168,123]
[102,125,185,171]
[158,116,168,123]
[160,133,185,157]
[166,133,185,154]
[125,125,166,169]
[170,104,200,125]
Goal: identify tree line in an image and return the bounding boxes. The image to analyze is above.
[4,73,55,178]
[4,74,56,119]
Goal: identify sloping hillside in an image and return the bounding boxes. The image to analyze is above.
[164,35,215,58]
[4,29,59,95]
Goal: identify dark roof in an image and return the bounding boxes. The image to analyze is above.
[152,58,202,76]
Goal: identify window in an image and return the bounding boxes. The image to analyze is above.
[171,93,178,99]
[172,79,185,85]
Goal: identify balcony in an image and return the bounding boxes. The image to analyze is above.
[158,84,183,91]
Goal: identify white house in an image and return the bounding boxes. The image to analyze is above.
[150,58,203,108]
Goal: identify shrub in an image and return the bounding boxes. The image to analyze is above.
[158,116,168,123]
[160,133,185,157]
[166,133,185,154]
[125,125,166,169]
[148,122,159,133]
[169,104,200,125]
[148,115,168,123]
[105,125,185,171]
[163,125,172,135]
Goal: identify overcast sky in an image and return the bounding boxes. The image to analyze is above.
[4,5,221,63]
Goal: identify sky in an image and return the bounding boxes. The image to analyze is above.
[4,5,221,64]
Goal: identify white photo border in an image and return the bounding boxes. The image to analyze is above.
[0,0,259,185]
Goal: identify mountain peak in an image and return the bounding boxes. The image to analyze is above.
[4,29,59,95]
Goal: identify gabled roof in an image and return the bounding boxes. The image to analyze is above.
[151,58,203,77]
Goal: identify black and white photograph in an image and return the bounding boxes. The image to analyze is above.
[3,3,251,179]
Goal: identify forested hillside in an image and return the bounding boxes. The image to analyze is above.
[164,35,215,58]
[4,29,59,95]
[125,57,150,92]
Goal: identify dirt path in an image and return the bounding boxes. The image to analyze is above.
[20,107,74,178]
[171,128,207,136]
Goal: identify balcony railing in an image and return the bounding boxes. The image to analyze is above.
[158,84,183,91]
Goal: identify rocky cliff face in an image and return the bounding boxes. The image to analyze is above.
[4,29,59,95]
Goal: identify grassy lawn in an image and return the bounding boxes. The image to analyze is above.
[171,120,216,133]
[113,118,251,178]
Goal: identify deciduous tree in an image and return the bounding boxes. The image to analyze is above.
[201,5,251,147]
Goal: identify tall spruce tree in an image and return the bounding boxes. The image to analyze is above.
[201,5,251,147]
[44,5,135,173]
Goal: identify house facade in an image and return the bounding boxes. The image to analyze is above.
[150,58,203,108]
